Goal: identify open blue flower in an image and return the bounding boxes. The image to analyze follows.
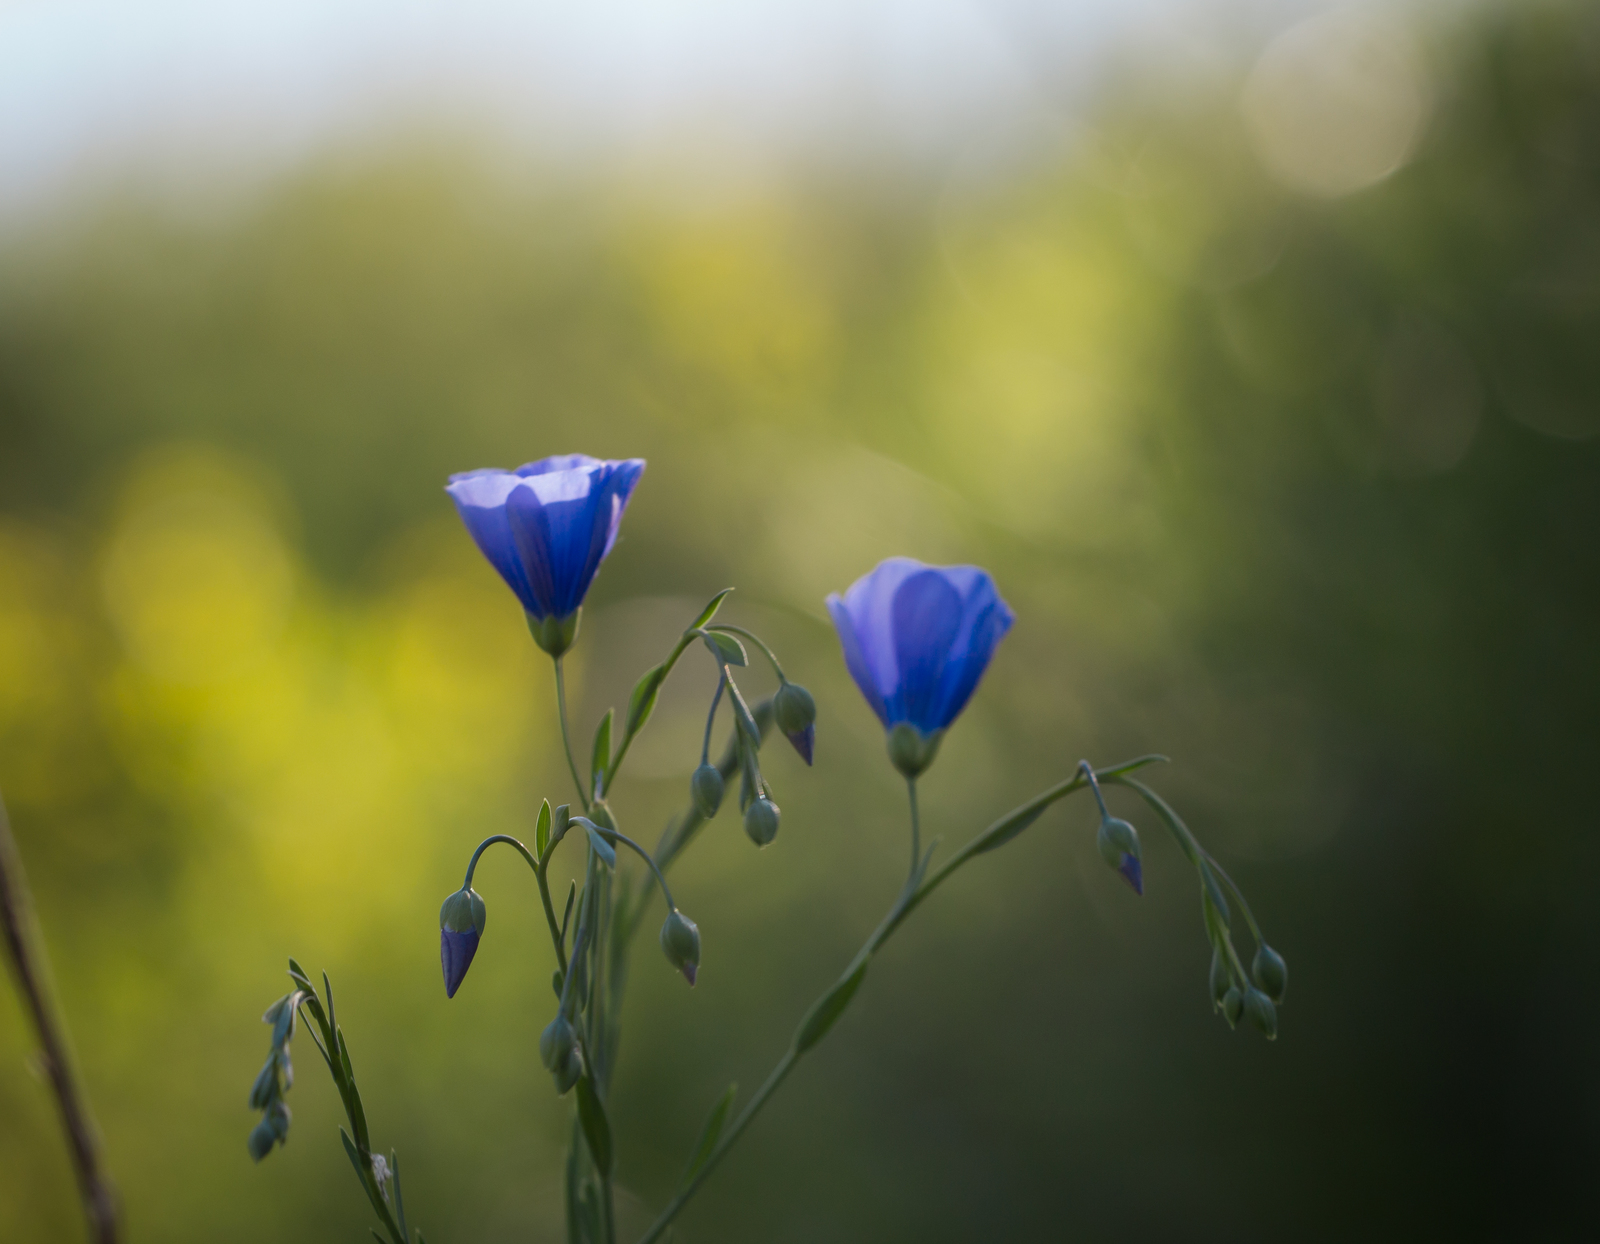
[826,557,1013,776]
[446,455,646,632]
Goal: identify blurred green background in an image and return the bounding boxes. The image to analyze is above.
[3,1,1599,1239]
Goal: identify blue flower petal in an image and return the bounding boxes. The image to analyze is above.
[441,928,481,998]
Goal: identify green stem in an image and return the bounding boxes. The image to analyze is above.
[463,834,567,978]
[906,779,921,880]
[591,824,679,913]
[705,625,786,682]
[605,631,698,797]
[634,754,1165,1244]
[554,656,591,811]
[700,675,726,765]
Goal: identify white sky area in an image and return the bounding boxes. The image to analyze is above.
[1,0,1327,219]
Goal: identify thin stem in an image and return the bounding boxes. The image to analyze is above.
[634,754,1164,1244]
[1199,850,1264,947]
[606,629,699,797]
[705,625,786,682]
[1077,759,1112,820]
[0,789,119,1244]
[590,825,678,914]
[463,834,567,978]
[700,675,726,766]
[906,779,921,880]
[554,656,591,811]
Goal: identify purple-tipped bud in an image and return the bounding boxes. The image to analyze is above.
[439,887,488,998]
[773,682,816,766]
[441,929,481,998]
[1096,817,1143,896]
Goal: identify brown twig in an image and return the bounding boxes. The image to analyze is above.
[0,787,119,1244]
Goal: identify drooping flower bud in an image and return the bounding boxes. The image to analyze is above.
[660,909,702,985]
[773,681,817,766]
[527,608,582,658]
[1222,986,1244,1027]
[691,763,725,819]
[552,1045,584,1096]
[1252,943,1287,1003]
[744,795,780,847]
[439,887,488,999]
[1096,817,1143,895]
[1244,987,1278,1040]
[1209,949,1232,1008]
[886,722,943,779]
[539,1013,577,1072]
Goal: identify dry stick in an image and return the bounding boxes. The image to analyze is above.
[0,787,119,1244]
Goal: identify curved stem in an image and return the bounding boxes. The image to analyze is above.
[1077,759,1112,820]
[592,826,678,914]
[700,675,726,766]
[705,625,786,682]
[634,754,1165,1244]
[605,628,699,797]
[463,834,568,978]
[0,789,119,1244]
[554,656,591,811]
[1199,851,1264,947]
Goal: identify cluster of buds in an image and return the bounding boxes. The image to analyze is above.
[246,992,301,1160]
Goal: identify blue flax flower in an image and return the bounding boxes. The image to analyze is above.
[827,557,1014,778]
[447,455,645,653]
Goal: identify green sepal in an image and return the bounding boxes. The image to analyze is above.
[575,1076,613,1176]
[702,631,747,667]
[626,664,668,736]
[535,799,553,859]
[795,960,868,1052]
[590,710,613,798]
[681,1084,737,1188]
[689,588,734,631]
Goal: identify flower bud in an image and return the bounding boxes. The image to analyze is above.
[1096,817,1143,895]
[1209,949,1232,1007]
[773,681,817,766]
[1251,943,1287,1003]
[886,722,942,779]
[1244,987,1278,1040]
[744,795,780,847]
[527,608,582,658]
[439,887,488,998]
[1222,986,1244,1028]
[539,1013,577,1072]
[660,909,702,986]
[691,763,725,819]
[552,1045,583,1096]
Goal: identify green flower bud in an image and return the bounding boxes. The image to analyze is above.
[1244,987,1278,1040]
[588,800,617,834]
[540,1014,577,1073]
[744,795,780,847]
[660,909,702,986]
[1252,943,1287,1003]
[1209,949,1232,1007]
[527,608,582,658]
[774,681,817,765]
[1222,986,1244,1028]
[1096,817,1143,895]
[552,1045,583,1096]
[439,888,488,936]
[691,763,725,819]
[886,723,943,779]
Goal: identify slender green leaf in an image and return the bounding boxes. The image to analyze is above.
[582,824,617,869]
[337,1029,371,1150]
[795,961,868,1052]
[701,631,747,667]
[341,1128,388,1221]
[590,710,613,796]
[681,1084,737,1187]
[690,588,734,631]
[575,1076,613,1176]
[535,799,553,858]
[626,664,669,736]
[322,971,337,1036]
[971,806,1047,856]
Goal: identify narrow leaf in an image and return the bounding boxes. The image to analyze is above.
[341,1128,388,1220]
[590,710,613,797]
[575,1076,614,1176]
[535,799,553,858]
[690,588,734,631]
[322,971,337,1036]
[971,806,1047,857]
[626,664,668,736]
[582,824,617,869]
[795,961,868,1053]
[681,1084,737,1187]
[701,631,747,667]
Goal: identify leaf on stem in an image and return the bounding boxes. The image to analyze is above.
[690,588,735,631]
[581,823,617,869]
[590,710,613,797]
[701,631,747,667]
[681,1084,738,1187]
[536,799,553,859]
[795,961,868,1053]
[575,1076,613,1176]
[626,664,668,736]
[970,805,1047,857]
